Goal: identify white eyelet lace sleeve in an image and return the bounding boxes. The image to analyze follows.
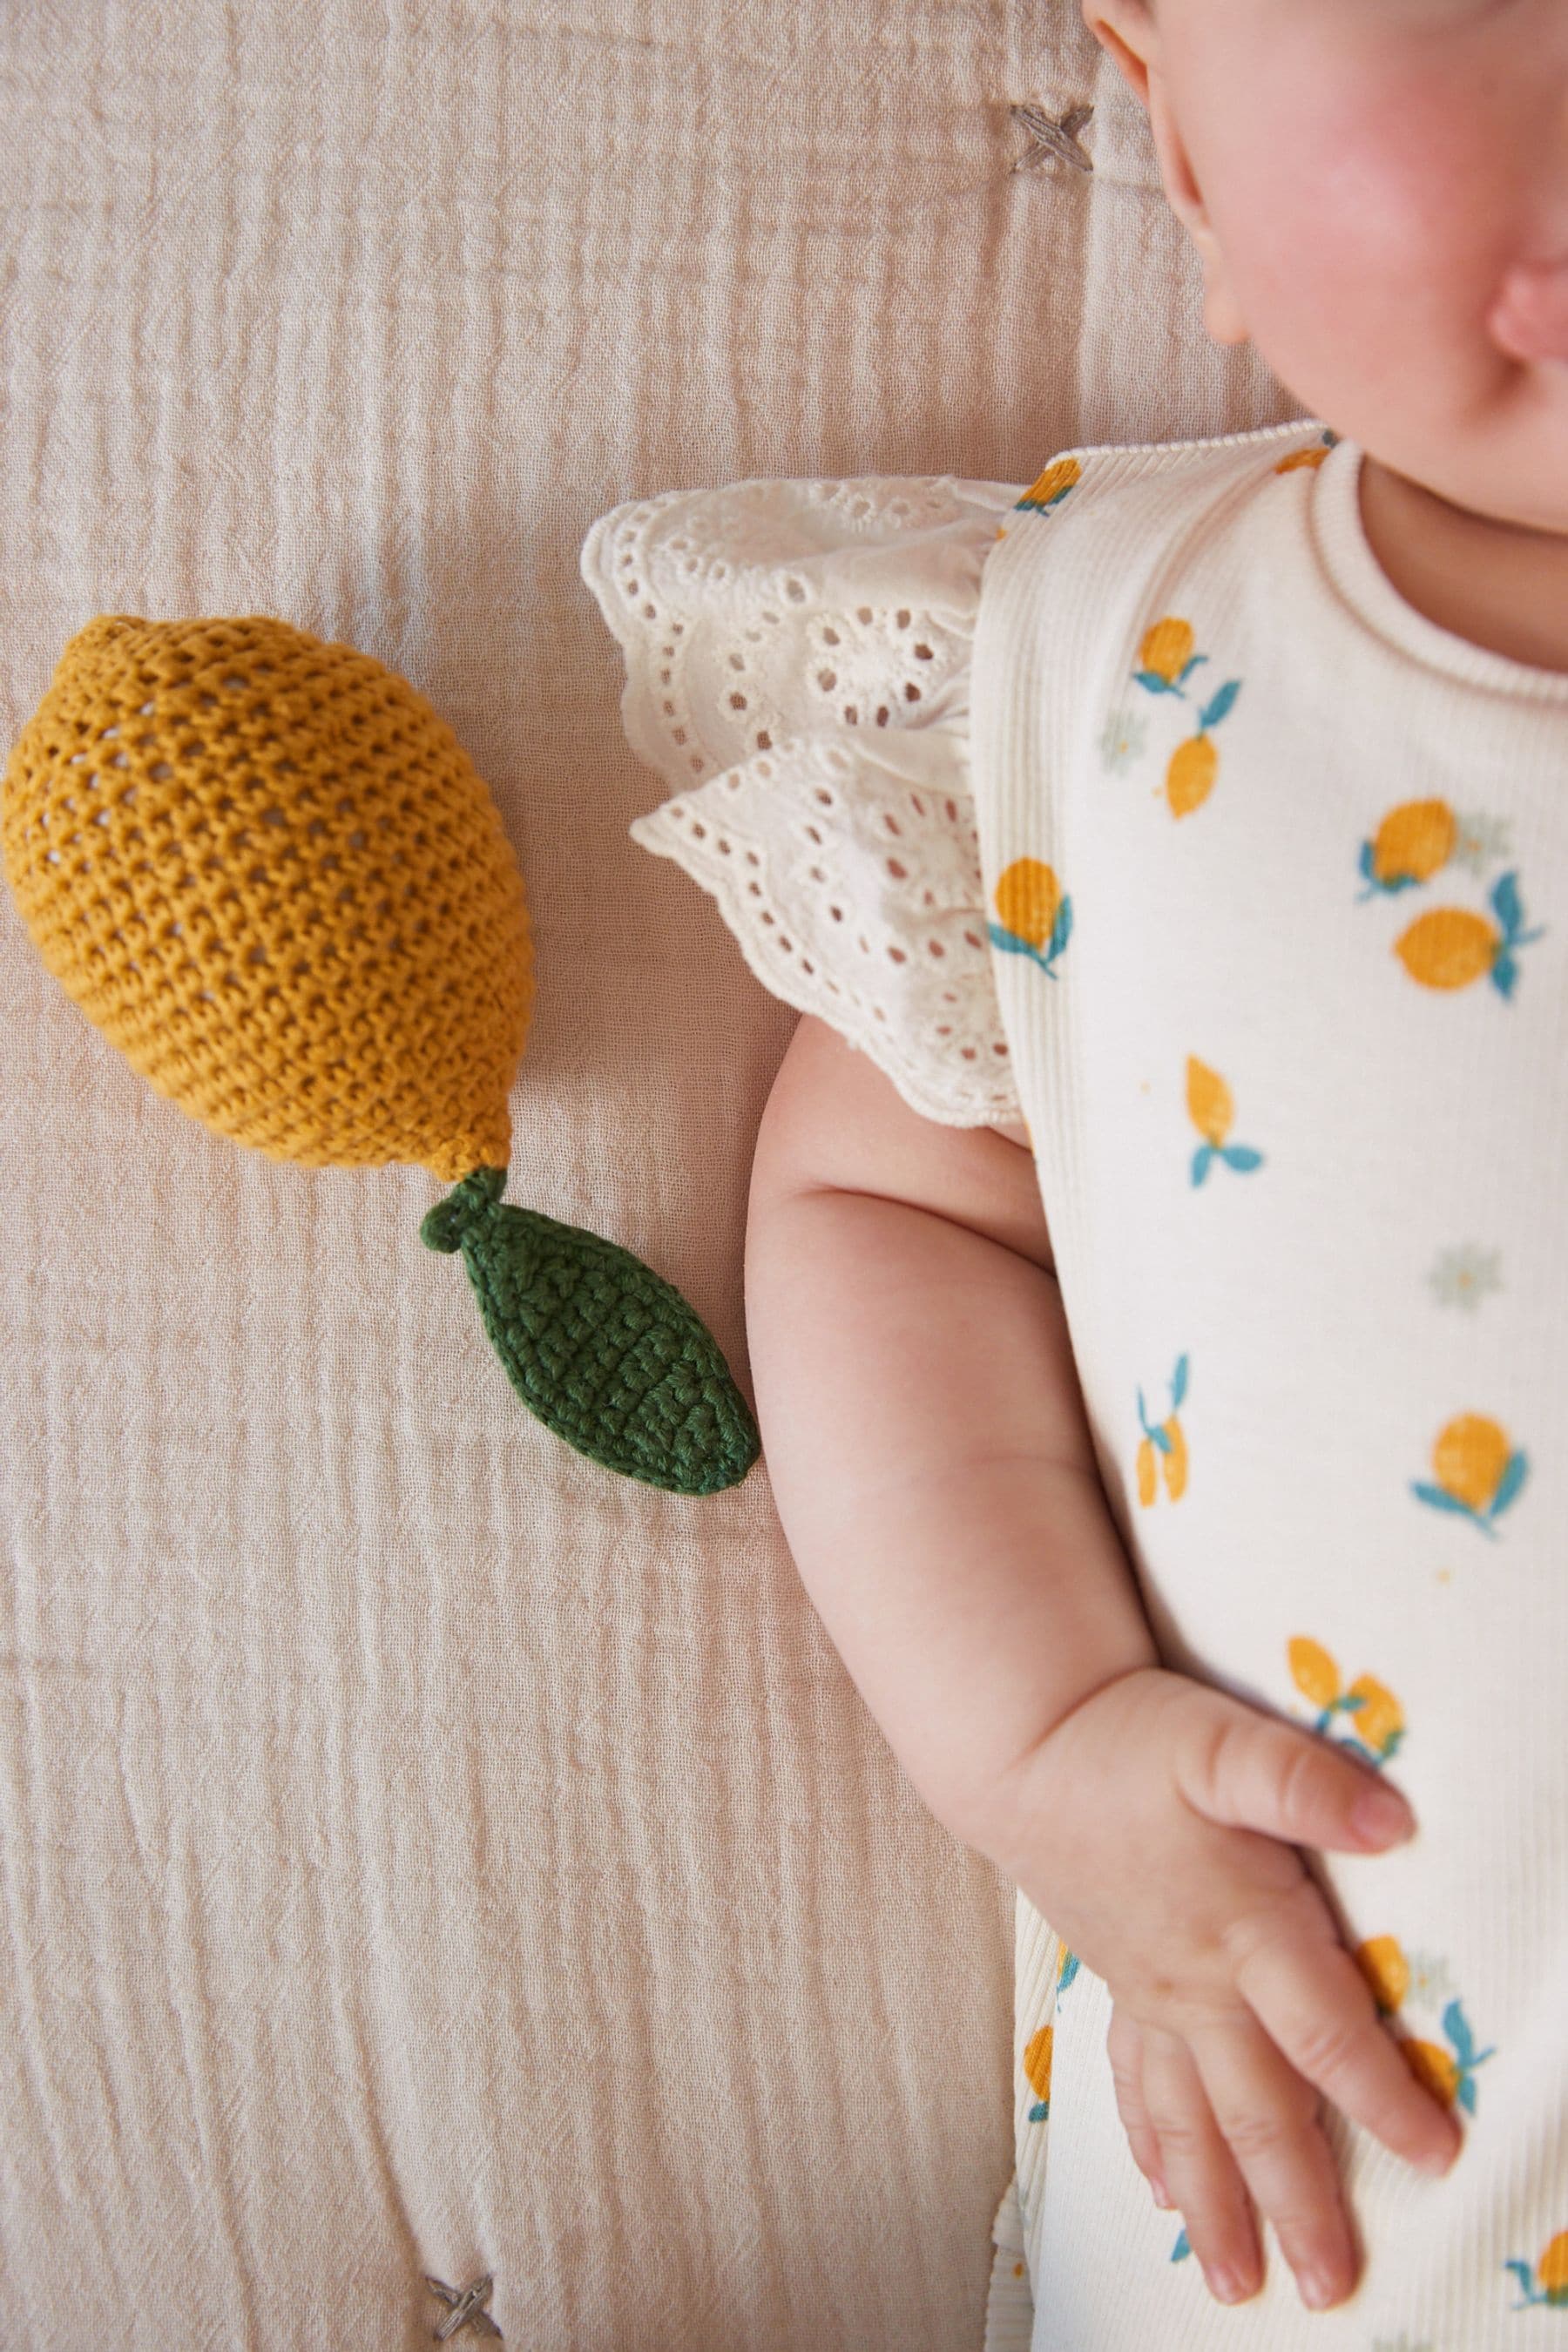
[579,473,1025,1130]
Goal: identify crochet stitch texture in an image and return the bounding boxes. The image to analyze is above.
[2,613,533,1181]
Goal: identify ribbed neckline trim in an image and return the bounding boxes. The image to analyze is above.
[1311,436,1568,705]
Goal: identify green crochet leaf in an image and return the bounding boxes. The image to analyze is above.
[421,1167,760,1496]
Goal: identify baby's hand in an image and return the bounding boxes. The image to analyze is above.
[988,1666,1460,2314]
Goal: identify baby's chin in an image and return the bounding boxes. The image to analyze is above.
[1232,256,1568,538]
[1298,361,1568,542]
[1371,440,1567,544]
[1428,362,1568,538]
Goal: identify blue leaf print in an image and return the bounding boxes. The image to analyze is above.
[1489,1450,1529,1520]
[1197,678,1241,732]
[1411,1481,1477,1517]
[988,923,1035,957]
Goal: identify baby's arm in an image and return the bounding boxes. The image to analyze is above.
[746,1011,1158,1829]
[746,1013,1460,2313]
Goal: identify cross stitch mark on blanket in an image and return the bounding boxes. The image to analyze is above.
[1010,101,1095,175]
[424,2272,504,2341]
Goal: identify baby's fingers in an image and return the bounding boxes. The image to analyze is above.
[1228,1891,1463,2179]
[1176,1694,1416,1855]
[1106,2004,1173,2206]
[1140,2025,1263,2304]
[1184,2007,1360,2309]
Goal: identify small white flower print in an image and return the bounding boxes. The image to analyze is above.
[1427,1243,1503,1311]
[1098,705,1147,774]
[1451,811,1512,875]
[1402,1950,1455,2009]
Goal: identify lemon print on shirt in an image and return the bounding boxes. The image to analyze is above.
[1024,2023,1054,2123]
[1355,1937,1496,2117]
[989,857,1072,977]
[1508,2232,1568,2309]
[1402,2004,1495,2115]
[1411,1412,1528,1538]
[1288,1637,1405,1767]
[996,456,1082,541]
[1274,429,1340,475]
[1132,617,1242,818]
[1357,1935,1413,2015]
[1137,1356,1189,1504]
[1186,1058,1263,1186]
[1358,798,1459,897]
[1395,871,1544,997]
[1024,1948,1080,2123]
[1017,456,1082,515]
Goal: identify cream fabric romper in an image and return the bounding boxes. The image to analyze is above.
[581,419,1568,2349]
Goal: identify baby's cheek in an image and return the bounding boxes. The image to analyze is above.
[1197,51,1513,407]
[1242,69,1490,297]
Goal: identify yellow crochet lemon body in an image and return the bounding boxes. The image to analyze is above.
[3,612,760,1494]
[2,614,533,1182]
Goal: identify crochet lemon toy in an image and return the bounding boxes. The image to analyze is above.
[2,614,759,1496]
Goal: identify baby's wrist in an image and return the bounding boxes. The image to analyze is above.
[951,1653,1162,1865]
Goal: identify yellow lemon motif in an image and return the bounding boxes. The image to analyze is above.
[1019,456,1081,513]
[1166,733,1218,819]
[990,855,1073,979]
[1289,1641,1406,1760]
[1024,2023,1054,2108]
[1355,1936,1410,2016]
[1186,1056,1263,1186]
[1186,1057,1233,1147]
[1395,906,1499,990]
[994,857,1062,950]
[1346,1674,1403,1756]
[1288,1636,1341,1712]
[1510,2229,1568,2307]
[1371,798,1457,887]
[1539,2233,1568,2296]
[1130,617,1241,817]
[1401,2038,1459,2108]
[1136,1357,1191,1506]
[1139,617,1195,684]
[1433,1413,1511,1512]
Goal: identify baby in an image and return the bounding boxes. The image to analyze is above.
[582,0,1568,2341]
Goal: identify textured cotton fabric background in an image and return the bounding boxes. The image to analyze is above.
[0,4,1298,2344]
